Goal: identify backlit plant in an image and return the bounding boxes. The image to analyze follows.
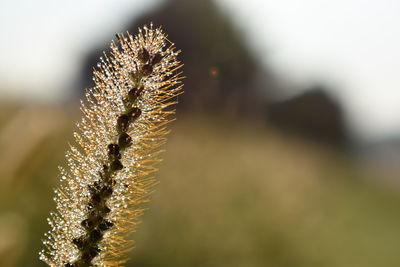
[39,24,183,267]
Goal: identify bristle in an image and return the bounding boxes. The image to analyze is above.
[40,24,183,266]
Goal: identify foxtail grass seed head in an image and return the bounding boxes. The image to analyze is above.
[40,24,183,267]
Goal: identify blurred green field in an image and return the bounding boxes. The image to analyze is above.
[1,105,400,267]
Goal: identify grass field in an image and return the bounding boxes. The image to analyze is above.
[0,105,400,267]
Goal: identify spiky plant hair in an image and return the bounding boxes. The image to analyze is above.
[40,24,183,267]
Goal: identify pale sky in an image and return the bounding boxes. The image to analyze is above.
[0,0,161,100]
[1,0,400,141]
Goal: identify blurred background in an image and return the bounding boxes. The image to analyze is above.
[1,0,400,266]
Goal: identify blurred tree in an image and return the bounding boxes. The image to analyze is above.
[267,86,348,147]
[77,0,277,118]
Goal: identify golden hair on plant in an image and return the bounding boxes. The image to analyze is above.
[40,24,183,267]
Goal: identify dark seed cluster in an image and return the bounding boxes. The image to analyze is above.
[40,26,183,267]
[137,47,163,77]
[65,48,164,267]
[70,92,141,266]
